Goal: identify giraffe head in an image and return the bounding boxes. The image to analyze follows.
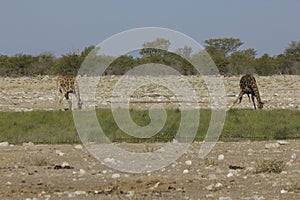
[257,102,264,109]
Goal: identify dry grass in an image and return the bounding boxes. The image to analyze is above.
[255,159,285,174]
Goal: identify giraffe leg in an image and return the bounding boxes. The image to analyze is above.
[65,92,72,110]
[251,94,257,110]
[57,92,65,109]
[74,81,82,110]
[237,91,244,104]
[247,93,251,102]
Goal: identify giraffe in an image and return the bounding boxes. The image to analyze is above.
[56,75,82,110]
[233,74,264,110]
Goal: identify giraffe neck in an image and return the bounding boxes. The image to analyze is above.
[255,89,262,103]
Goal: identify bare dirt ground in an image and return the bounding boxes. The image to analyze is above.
[0,75,299,199]
[0,141,299,200]
[0,75,299,111]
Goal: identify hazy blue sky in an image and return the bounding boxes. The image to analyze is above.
[1,0,299,57]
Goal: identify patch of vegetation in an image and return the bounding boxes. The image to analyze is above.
[1,38,300,76]
[0,109,299,144]
[255,159,285,174]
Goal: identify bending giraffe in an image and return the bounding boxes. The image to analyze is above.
[56,75,82,110]
[233,74,264,110]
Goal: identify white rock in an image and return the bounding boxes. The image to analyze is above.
[291,153,297,160]
[61,162,70,168]
[149,182,160,190]
[265,143,280,149]
[104,157,116,164]
[172,139,178,143]
[205,184,214,191]
[185,160,192,165]
[74,144,83,150]
[55,150,64,156]
[215,182,223,188]
[248,148,254,155]
[0,141,9,147]
[125,191,135,198]
[245,167,255,172]
[112,173,120,179]
[219,197,232,200]
[6,181,12,185]
[206,194,214,198]
[74,191,86,195]
[280,189,288,194]
[272,182,279,187]
[79,169,86,176]
[226,172,234,178]
[277,140,289,145]
[218,154,224,160]
[183,169,189,174]
[23,141,34,146]
[253,195,265,200]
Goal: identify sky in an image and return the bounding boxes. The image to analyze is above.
[0,0,300,57]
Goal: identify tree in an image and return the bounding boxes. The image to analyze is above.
[140,38,171,57]
[204,38,244,56]
[227,49,256,74]
[285,41,300,57]
[175,45,192,58]
[254,54,277,75]
[54,46,96,75]
[54,53,82,75]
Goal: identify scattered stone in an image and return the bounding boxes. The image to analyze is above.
[253,195,265,200]
[185,160,192,165]
[280,189,288,194]
[112,173,120,179]
[215,182,223,188]
[206,194,214,198]
[74,144,83,150]
[248,148,254,155]
[5,181,12,186]
[79,169,86,176]
[218,154,224,161]
[74,191,86,195]
[277,140,289,145]
[104,157,116,165]
[0,141,9,147]
[183,169,189,174]
[172,139,178,143]
[22,141,34,146]
[149,182,160,190]
[205,184,214,191]
[291,153,297,160]
[265,143,280,149]
[55,150,64,156]
[125,191,135,198]
[226,172,234,178]
[219,197,232,200]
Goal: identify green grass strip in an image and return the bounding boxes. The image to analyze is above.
[0,109,299,144]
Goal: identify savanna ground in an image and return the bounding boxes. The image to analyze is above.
[0,75,299,199]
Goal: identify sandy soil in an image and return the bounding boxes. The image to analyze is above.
[0,75,299,199]
[0,141,299,200]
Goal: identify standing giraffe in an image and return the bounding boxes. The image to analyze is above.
[56,75,82,110]
[233,74,264,110]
